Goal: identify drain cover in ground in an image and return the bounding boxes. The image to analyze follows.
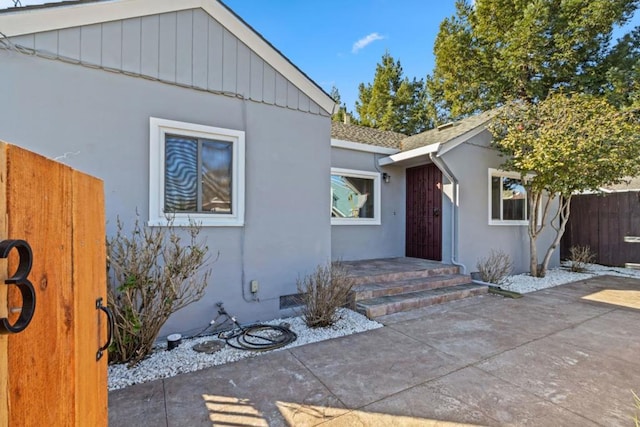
[192,340,225,354]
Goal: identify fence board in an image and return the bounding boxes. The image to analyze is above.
[561,192,640,267]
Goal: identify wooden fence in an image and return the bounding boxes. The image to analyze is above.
[0,142,107,426]
[560,191,640,267]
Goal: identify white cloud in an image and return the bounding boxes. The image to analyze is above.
[351,32,385,54]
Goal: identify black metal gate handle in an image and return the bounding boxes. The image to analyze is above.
[0,239,36,335]
[96,297,114,361]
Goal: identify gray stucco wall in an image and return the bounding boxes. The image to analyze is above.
[441,131,559,274]
[330,147,405,260]
[0,50,331,335]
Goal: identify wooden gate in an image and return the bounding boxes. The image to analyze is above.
[0,143,108,426]
[560,191,640,267]
[406,163,442,260]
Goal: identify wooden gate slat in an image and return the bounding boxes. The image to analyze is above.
[73,170,107,425]
[6,144,75,426]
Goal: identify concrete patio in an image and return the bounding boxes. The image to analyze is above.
[109,275,640,426]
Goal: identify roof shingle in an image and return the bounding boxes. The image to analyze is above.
[331,122,405,149]
[401,110,496,152]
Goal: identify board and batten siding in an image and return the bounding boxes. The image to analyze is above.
[8,8,325,116]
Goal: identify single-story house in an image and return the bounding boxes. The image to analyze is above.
[331,114,558,275]
[0,0,557,336]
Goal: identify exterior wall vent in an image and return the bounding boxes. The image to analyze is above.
[279,293,303,309]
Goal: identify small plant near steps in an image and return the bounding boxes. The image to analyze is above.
[296,261,355,328]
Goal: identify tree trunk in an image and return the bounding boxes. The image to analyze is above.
[529,232,539,277]
[528,191,541,277]
[539,196,572,277]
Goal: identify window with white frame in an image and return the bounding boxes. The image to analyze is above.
[331,168,381,225]
[489,168,529,225]
[149,117,245,226]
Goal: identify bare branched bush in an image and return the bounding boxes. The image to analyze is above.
[476,249,513,284]
[568,245,596,272]
[296,261,355,328]
[107,215,212,366]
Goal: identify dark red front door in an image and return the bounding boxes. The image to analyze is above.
[406,163,442,260]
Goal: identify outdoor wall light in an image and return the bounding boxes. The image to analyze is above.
[382,172,391,183]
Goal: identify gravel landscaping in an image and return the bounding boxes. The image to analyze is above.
[109,262,640,391]
[501,262,640,294]
[108,308,382,390]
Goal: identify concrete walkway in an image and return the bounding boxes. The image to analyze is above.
[109,275,640,426]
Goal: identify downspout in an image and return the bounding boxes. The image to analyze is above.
[429,153,466,274]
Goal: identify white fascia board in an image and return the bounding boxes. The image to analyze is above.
[378,142,440,166]
[438,124,491,157]
[331,139,399,155]
[0,0,336,115]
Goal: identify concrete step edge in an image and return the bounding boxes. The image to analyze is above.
[356,284,488,319]
[353,274,472,301]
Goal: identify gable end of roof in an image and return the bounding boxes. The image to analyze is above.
[0,0,336,114]
[400,109,496,153]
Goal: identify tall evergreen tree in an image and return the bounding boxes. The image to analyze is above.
[356,52,432,135]
[330,86,349,123]
[429,0,639,119]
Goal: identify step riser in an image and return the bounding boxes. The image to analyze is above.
[350,266,460,286]
[354,275,471,301]
[357,287,488,319]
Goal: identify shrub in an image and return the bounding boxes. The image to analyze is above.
[634,390,640,427]
[476,249,513,284]
[296,261,355,328]
[107,215,212,366]
[568,245,596,272]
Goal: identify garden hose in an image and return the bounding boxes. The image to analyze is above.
[211,302,297,351]
[219,323,297,351]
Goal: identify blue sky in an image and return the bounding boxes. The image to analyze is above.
[1,0,638,112]
[223,0,457,112]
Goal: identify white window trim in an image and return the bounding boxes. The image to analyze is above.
[331,167,381,226]
[149,117,245,227]
[488,168,529,226]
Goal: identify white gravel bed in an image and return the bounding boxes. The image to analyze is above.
[108,308,382,391]
[500,263,640,294]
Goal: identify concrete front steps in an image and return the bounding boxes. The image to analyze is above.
[341,257,488,319]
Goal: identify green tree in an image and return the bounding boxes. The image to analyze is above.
[489,92,640,277]
[430,0,639,119]
[330,86,349,123]
[356,52,432,134]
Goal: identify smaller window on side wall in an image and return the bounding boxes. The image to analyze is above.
[488,168,529,226]
[149,117,245,227]
[331,168,381,225]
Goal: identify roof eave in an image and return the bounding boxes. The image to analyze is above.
[378,142,441,166]
[331,138,399,155]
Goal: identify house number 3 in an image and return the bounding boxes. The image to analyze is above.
[0,240,35,334]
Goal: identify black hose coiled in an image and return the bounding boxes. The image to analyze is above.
[220,324,297,351]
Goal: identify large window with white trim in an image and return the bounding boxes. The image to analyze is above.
[489,168,529,225]
[149,118,245,226]
[331,168,381,225]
